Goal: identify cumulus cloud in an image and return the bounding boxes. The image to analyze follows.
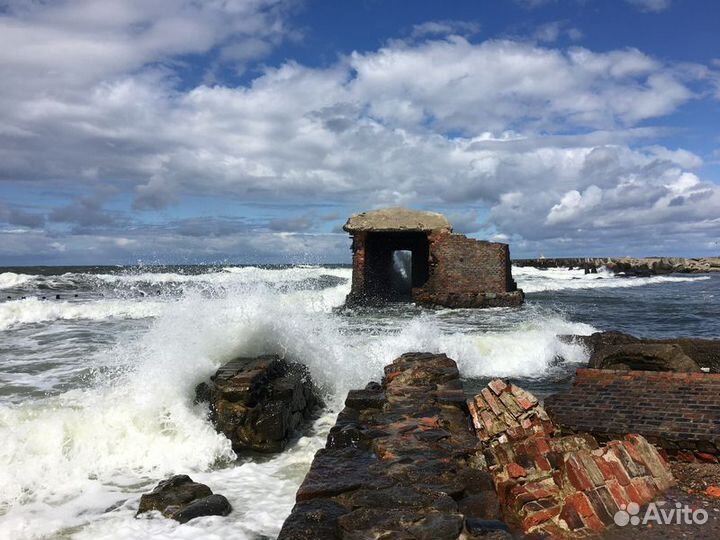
[0,2,718,262]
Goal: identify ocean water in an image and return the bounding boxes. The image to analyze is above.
[0,264,717,540]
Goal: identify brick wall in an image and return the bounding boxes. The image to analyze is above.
[423,231,514,294]
[545,369,720,462]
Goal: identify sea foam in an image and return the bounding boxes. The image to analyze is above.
[0,268,598,539]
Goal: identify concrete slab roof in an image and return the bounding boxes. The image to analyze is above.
[343,207,452,233]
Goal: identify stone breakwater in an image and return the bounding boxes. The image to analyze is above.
[279,352,674,539]
[514,256,720,275]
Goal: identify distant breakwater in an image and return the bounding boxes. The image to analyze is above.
[513,257,720,275]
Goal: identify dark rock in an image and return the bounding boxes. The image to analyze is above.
[280,352,506,538]
[170,494,232,523]
[345,387,385,410]
[458,492,502,520]
[137,475,211,516]
[564,331,719,372]
[277,499,348,540]
[405,511,464,540]
[655,337,720,372]
[295,448,387,501]
[136,475,231,523]
[465,519,512,539]
[561,330,639,353]
[590,342,702,372]
[195,355,322,453]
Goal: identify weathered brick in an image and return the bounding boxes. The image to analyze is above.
[565,455,595,491]
[507,463,527,479]
[559,500,586,530]
[521,505,561,531]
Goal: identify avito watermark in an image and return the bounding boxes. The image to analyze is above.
[614,501,708,527]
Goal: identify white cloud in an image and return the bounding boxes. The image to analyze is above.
[546,186,603,225]
[0,3,719,261]
[625,0,672,13]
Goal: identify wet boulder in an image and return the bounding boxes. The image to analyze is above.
[136,475,231,523]
[589,342,702,372]
[195,355,322,453]
[562,331,719,372]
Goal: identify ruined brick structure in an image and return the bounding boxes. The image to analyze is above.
[545,368,720,463]
[343,208,523,308]
[279,353,674,539]
[470,378,674,537]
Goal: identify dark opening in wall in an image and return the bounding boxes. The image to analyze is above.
[391,250,412,298]
[364,232,429,302]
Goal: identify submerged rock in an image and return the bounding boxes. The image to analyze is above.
[195,354,322,453]
[136,475,231,523]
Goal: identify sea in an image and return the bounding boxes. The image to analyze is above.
[0,264,717,539]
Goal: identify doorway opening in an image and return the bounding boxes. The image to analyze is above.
[364,232,429,302]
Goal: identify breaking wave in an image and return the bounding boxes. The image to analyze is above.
[0,298,167,331]
[0,272,35,290]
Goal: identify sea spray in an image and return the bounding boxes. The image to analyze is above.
[6,264,710,538]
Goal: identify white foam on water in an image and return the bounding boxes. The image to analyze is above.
[513,265,710,293]
[90,266,352,287]
[0,266,602,539]
[0,298,167,331]
[0,272,35,290]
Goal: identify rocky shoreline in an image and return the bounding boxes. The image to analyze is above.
[514,257,720,276]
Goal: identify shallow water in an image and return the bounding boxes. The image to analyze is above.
[0,264,717,539]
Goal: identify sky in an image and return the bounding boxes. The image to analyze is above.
[1,0,719,265]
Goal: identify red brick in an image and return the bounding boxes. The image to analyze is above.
[522,505,561,530]
[564,492,594,518]
[507,462,527,479]
[603,458,631,486]
[509,484,536,510]
[622,440,647,468]
[535,455,552,472]
[606,479,630,509]
[565,456,595,491]
[676,450,696,462]
[697,452,719,463]
[559,499,586,531]
[592,455,616,481]
[488,379,508,395]
[584,512,606,533]
[630,478,655,503]
[623,482,645,506]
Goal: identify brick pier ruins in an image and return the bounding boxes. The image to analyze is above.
[278,353,675,539]
[343,208,524,308]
